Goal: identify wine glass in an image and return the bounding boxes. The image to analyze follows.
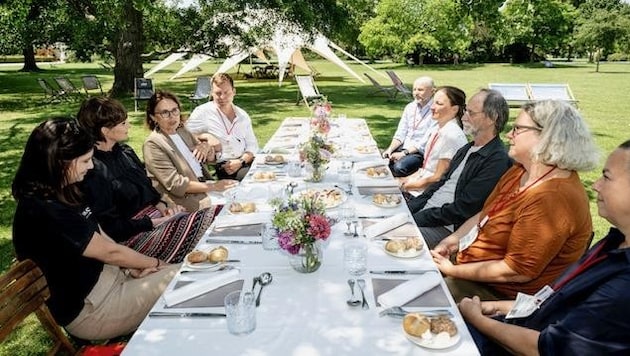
[339,205,356,236]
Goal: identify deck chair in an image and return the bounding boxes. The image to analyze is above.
[364,73,397,100]
[295,75,324,108]
[189,76,211,108]
[54,77,84,101]
[134,78,154,112]
[528,84,578,106]
[0,259,77,355]
[488,83,532,108]
[385,70,413,99]
[81,75,104,96]
[37,78,67,103]
[99,62,114,71]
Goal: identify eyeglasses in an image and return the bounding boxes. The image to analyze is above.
[510,124,542,136]
[464,109,483,117]
[156,107,180,118]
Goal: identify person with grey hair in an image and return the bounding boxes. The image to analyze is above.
[382,76,437,177]
[407,89,512,248]
[431,100,599,302]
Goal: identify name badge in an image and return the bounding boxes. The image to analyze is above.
[505,285,554,319]
[458,225,478,251]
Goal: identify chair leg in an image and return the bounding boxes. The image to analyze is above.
[34,307,77,355]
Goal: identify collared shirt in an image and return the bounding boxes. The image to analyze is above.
[186,101,259,159]
[392,99,436,153]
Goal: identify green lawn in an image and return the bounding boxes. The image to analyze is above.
[1,59,629,354]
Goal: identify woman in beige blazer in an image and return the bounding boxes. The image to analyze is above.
[143,90,237,212]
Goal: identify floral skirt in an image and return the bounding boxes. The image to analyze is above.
[123,205,222,263]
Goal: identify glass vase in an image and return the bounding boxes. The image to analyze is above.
[305,164,326,182]
[288,243,323,273]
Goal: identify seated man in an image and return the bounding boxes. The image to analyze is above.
[381,76,436,177]
[186,73,259,181]
[407,89,512,248]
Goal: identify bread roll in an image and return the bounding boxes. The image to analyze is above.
[242,202,256,213]
[430,316,457,336]
[229,202,242,213]
[187,250,207,264]
[385,240,406,253]
[404,237,423,251]
[208,246,228,263]
[403,313,431,337]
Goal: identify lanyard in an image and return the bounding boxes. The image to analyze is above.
[552,242,608,291]
[412,104,430,130]
[217,107,236,136]
[422,131,440,169]
[479,166,556,229]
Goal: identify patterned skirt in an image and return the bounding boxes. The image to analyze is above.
[123,205,222,263]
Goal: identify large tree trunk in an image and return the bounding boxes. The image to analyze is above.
[20,45,39,72]
[109,2,144,97]
[19,2,41,72]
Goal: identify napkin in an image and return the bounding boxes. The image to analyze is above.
[363,213,408,239]
[163,269,240,307]
[214,213,270,228]
[376,272,442,308]
[169,280,244,308]
[354,178,400,189]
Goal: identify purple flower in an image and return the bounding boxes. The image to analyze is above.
[277,230,300,254]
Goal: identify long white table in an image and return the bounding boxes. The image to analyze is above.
[123,118,480,355]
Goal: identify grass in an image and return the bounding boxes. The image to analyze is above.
[1,59,629,354]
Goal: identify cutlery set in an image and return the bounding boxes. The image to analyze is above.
[347,278,369,310]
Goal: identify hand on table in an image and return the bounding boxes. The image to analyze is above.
[430,249,455,275]
[210,179,238,191]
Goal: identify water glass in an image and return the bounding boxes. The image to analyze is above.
[339,205,356,236]
[225,291,256,335]
[337,161,352,184]
[287,161,302,178]
[344,241,368,276]
[261,223,279,250]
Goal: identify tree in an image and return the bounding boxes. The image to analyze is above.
[574,7,629,71]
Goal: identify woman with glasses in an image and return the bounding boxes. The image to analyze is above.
[399,86,468,196]
[12,119,177,340]
[143,90,237,212]
[431,100,598,301]
[78,97,225,264]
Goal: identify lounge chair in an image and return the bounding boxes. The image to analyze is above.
[54,77,84,101]
[528,83,578,106]
[488,83,532,108]
[385,70,413,99]
[295,75,324,108]
[364,73,397,100]
[190,76,211,108]
[134,78,154,112]
[36,78,67,103]
[81,75,104,96]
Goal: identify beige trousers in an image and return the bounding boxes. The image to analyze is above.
[444,276,507,303]
[65,264,178,340]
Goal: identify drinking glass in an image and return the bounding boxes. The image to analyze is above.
[225,291,256,335]
[339,205,356,236]
[261,223,279,251]
[287,161,302,178]
[337,161,352,184]
[344,241,368,276]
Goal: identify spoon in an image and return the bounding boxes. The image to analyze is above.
[357,279,369,310]
[287,181,298,196]
[346,279,361,307]
[251,276,260,293]
[352,221,359,238]
[255,272,273,307]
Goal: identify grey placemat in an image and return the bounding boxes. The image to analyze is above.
[210,224,262,237]
[372,278,450,308]
[167,280,244,308]
[358,187,401,195]
[362,220,419,238]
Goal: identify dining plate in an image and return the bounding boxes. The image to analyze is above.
[226,202,258,214]
[372,194,402,208]
[355,146,378,154]
[183,249,226,271]
[384,246,423,259]
[403,327,461,350]
[296,187,347,209]
[361,166,390,179]
[252,175,277,182]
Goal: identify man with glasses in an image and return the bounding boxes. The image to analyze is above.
[186,73,258,181]
[407,89,512,248]
[382,76,437,177]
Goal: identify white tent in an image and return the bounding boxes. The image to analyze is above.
[144,52,187,77]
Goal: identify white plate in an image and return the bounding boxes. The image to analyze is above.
[362,167,390,179]
[296,187,347,209]
[183,251,226,271]
[355,146,378,154]
[252,176,277,182]
[372,195,402,208]
[384,246,423,259]
[226,202,259,215]
[403,328,461,350]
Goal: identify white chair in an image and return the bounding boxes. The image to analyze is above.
[488,83,532,107]
[189,76,211,108]
[528,83,578,106]
[295,75,324,108]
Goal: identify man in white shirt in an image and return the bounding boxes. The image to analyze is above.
[186,73,259,181]
[382,76,436,177]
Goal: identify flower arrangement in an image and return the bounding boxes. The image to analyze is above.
[271,195,332,272]
[299,134,334,182]
[311,97,332,135]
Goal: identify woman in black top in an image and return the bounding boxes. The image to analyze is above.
[12,119,177,340]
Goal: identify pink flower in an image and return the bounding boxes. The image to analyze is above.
[306,214,331,240]
[278,230,300,254]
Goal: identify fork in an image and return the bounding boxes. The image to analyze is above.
[379,306,453,318]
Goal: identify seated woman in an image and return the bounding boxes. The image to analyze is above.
[459,141,630,355]
[431,100,598,301]
[12,119,178,341]
[399,86,468,197]
[77,97,225,263]
[143,90,237,212]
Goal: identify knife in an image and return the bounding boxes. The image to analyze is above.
[357,215,395,219]
[149,311,226,318]
[369,269,434,275]
[205,239,262,244]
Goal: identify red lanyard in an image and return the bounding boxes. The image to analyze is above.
[422,131,440,169]
[412,104,429,130]
[479,166,556,228]
[217,107,236,136]
[552,242,608,291]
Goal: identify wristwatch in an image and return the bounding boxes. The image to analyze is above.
[402,149,410,156]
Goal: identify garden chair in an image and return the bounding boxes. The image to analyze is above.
[488,83,532,108]
[99,62,114,71]
[54,76,84,101]
[385,70,413,100]
[0,259,77,355]
[81,75,104,96]
[364,73,397,101]
[528,83,578,106]
[36,78,67,104]
[134,78,154,112]
[189,76,211,108]
[295,75,324,108]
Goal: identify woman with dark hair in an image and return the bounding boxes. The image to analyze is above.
[143,90,237,211]
[399,85,468,196]
[78,97,223,263]
[12,119,177,340]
